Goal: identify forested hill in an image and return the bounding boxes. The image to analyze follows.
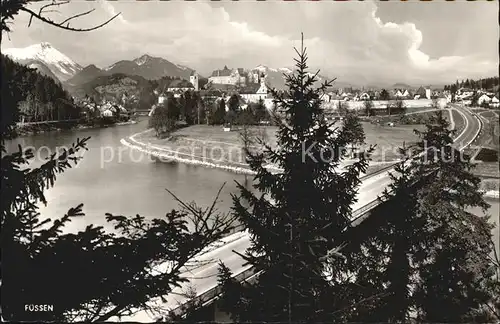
[1,55,80,125]
[65,73,209,112]
[444,77,499,92]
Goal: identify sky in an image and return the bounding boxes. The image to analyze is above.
[2,0,498,86]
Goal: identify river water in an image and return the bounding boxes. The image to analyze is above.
[5,119,251,233]
[5,118,499,254]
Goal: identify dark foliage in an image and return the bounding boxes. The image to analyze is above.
[2,2,236,322]
[1,55,81,131]
[216,34,376,323]
[444,77,499,92]
[344,111,498,322]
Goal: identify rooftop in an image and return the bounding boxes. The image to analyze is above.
[209,83,238,92]
[168,79,194,88]
[211,65,232,77]
[238,84,261,94]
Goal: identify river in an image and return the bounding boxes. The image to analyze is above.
[5,119,499,255]
[5,119,251,233]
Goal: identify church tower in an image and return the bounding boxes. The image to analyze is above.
[190,72,199,91]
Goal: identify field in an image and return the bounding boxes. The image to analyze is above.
[136,109,499,183]
[136,121,425,168]
[470,112,499,178]
[361,122,424,161]
[479,110,500,119]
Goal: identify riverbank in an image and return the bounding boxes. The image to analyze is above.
[134,123,426,162]
[122,127,406,177]
[16,119,138,137]
[123,125,498,200]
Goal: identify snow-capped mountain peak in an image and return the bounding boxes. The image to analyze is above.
[278,67,293,74]
[134,54,152,66]
[254,64,269,72]
[3,42,82,81]
[176,64,189,71]
[40,42,52,50]
[255,64,289,73]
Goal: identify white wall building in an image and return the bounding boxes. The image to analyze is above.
[189,73,199,91]
[477,94,492,105]
[239,81,269,103]
[425,88,431,100]
[102,109,114,117]
[208,66,244,85]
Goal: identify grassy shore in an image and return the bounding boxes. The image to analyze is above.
[130,107,497,190]
[135,122,427,164]
[469,112,499,178]
[127,122,498,198]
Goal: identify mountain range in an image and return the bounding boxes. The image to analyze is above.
[3,43,196,86]
[4,42,431,92]
[103,54,194,80]
[252,64,356,90]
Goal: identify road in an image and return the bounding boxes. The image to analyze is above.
[113,104,480,322]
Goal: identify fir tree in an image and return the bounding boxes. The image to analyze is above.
[363,99,374,117]
[217,34,374,323]
[379,89,390,100]
[343,143,427,322]
[254,98,268,122]
[411,111,494,322]
[228,94,241,112]
[345,111,496,322]
[210,98,226,125]
[342,111,365,159]
[1,2,236,321]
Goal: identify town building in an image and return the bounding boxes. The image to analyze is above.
[189,72,199,91]
[490,96,499,108]
[477,94,494,106]
[167,79,195,93]
[239,78,269,103]
[359,92,370,101]
[208,66,248,86]
[414,86,431,100]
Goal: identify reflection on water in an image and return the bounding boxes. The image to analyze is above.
[5,119,499,250]
[6,120,250,233]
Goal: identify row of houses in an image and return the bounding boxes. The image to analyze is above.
[160,71,500,111]
[474,93,499,107]
[320,87,450,103]
[328,86,448,102]
[78,97,129,118]
[453,88,499,107]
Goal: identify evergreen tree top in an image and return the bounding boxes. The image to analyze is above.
[219,33,375,323]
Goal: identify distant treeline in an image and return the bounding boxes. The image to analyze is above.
[1,55,81,125]
[444,77,499,92]
[72,74,209,113]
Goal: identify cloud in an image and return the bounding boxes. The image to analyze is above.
[98,0,128,25]
[2,1,497,85]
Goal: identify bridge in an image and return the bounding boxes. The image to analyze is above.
[112,104,481,322]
